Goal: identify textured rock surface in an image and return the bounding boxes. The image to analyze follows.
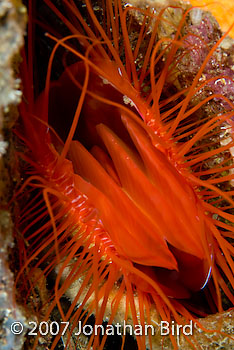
[0,1,27,349]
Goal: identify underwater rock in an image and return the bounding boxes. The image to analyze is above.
[0,1,27,350]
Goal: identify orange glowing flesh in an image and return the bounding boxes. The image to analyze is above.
[44,61,212,296]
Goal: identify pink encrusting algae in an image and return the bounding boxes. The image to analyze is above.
[15,0,234,349]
